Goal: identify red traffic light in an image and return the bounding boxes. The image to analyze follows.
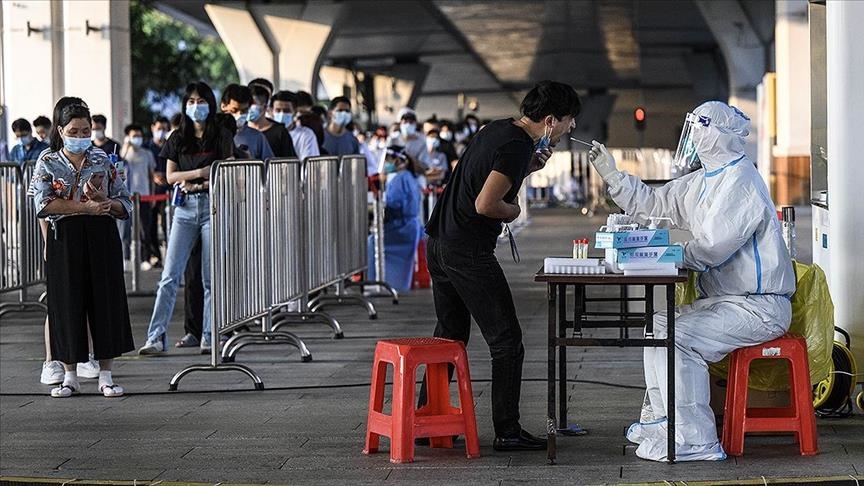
[634,107,646,123]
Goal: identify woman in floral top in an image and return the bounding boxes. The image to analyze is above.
[29,101,135,398]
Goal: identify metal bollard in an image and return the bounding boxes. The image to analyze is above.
[130,193,140,292]
[373,187,386,284]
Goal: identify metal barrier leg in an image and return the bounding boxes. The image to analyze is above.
[307,281,378,319]
[0,301,48,319]
[224,332,312,363]
[169,324,265,391]
[168,363,264,391]
[346,279,399,304]
[271,308,344,339]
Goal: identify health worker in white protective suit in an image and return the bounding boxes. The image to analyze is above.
[587,101,796,462]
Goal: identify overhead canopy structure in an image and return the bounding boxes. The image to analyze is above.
[152,0,775,147]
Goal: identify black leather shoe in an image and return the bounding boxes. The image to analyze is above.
[492,430,547,451]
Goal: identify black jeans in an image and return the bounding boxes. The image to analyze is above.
[184,237,204,339]
[421,237,525,438]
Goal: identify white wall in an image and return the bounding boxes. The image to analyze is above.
[62,0,131,142]
[773,0,810,157]
[1,0,131,145]
[1,0,60,144]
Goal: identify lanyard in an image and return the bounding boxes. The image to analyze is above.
[503,224,520,263]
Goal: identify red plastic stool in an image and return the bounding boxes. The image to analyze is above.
[722,334,818,456]
[363,337,480,463]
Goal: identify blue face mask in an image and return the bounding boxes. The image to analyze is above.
[63,136,92,154]
[535,123,553,152]
[247,105,263,123]
[332,110,352,126]
[273,111,293,127]
[185,103,210,123]
[383,161,397,174]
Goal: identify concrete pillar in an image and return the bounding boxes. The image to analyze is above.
[826,0,864,379]
[773,0,811,205]
[62,0,132,142]
[1,0,63,144]
[694,0,767,164]
[249,3,338,92]
[204,3,274,84]
[206,2,341,93]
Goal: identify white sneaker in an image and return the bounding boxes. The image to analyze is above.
[138,340,164,355]
[40,361,65,385]
[77,357,100,379]
[140,261,152,271]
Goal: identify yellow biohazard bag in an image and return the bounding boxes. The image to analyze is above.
[675,261,834,391]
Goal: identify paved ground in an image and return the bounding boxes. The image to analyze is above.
[1,207,861,486]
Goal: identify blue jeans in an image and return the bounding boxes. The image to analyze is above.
[145,193,211,347]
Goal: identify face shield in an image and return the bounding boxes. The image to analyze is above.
[672,112,704,172]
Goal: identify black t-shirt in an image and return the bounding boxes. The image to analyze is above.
[426,118,534,251]
[160,128,234,184]
[262,122,297,158]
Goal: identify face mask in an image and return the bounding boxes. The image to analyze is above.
[92,130,105,141]
[467,121,478,133]
[535,121,555,152]
[130,136,143,148]
[426,137,440,152]
[247,105,263,123]
[440,130,453,142]
[153,129,165,141]
[332,110,352,126]
[185,103,210,123]
[19,135,33,146]
[400,123,416,137]
[233,112,247,128]
[273,111,293,127]
[377,140,387,150]
[383,161,397,174]
[63,135,91,154]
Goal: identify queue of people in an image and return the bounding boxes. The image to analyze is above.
[10,78,505,394]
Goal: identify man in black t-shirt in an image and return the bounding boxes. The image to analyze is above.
[423,81,581,451]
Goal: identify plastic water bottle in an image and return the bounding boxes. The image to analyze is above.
[109,152,126,183]
[781,206,796,259]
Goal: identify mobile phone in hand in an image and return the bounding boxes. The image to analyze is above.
[88,172,105,191]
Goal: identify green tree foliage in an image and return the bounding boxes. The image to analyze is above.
[130,0,238,127]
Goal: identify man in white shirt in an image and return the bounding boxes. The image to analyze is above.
[271,91,320,161]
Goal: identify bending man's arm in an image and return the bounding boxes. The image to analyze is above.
[475,170,520,222]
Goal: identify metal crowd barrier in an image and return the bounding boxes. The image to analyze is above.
[350,174,399,303]
[304,156,341,293]
[265,158,342,341]
[308,155,396,314]
[170,160,309,391]
[0,161,47,319]
[305,156,379,318]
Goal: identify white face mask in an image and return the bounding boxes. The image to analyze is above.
[92,130,106,141]
[233,113,247,128]
[153,129,165,141]
[130,136,143,148]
